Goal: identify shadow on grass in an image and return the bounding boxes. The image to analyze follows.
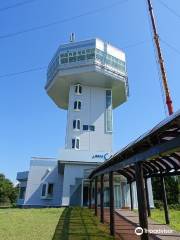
[52,207,114,240]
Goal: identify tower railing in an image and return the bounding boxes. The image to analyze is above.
[46,48,127,87]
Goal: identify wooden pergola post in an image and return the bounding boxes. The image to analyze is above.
[145,178,151,217]
[89,180,92,209]
[100,174,104,223]
[160,176,170,224]
[129,181,134,211]
[109,171,115,236]
[94,176,98,216]
[135,162,149,240]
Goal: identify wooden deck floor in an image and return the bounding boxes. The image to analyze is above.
[96,208,180,240]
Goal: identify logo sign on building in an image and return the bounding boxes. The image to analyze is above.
[92,153,112,161]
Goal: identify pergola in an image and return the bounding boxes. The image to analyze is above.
[88,110,180,240]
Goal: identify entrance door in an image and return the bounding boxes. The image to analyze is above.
[114,185,121,208]
[121,182,126,208]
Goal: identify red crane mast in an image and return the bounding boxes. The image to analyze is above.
[146,0,173,115]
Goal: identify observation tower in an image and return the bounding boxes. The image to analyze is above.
[45,37,128,154]
[16,37,154,208]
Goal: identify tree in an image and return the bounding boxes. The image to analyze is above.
[0,173,18,205]
[152,176,180,205]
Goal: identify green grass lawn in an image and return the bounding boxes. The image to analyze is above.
[0,207,114,240]
[0,208,63,240]
[150,209,180,232]
[53,207,114,240]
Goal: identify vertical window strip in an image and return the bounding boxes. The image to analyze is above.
[106,90,112,132]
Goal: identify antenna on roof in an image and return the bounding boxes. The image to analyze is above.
[70,33,75,43]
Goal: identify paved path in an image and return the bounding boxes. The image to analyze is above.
[116,209,180,240]
[96,208,180,240]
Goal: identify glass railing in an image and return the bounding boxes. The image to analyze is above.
[47,48,126,84]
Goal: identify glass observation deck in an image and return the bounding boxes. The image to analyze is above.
[47,45,126,86]
[45,38,128,109]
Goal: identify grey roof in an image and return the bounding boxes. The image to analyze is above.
[89,110,180,180]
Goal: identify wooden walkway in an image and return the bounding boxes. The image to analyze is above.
[96,208,180,240]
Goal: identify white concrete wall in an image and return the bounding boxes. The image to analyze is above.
[24,159,62,206]
[61,163,99,206]
[65,85,112,152]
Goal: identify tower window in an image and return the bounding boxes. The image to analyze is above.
[75,84,82,94]
[73,119,81,130]
[83,125,88,131]
[89,125,95,131]
[72,139,75,149]
[74,101,81,110]
[83,125,95,131]
[72,138,80,150]
[106,90,112,132]
[73,120,76,129]
[77,120,80,129]
[76,138,80,149]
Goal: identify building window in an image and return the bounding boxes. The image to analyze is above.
[89,125,95,131]
[41,184,46,197]
[76,138,80,149]
[41,183,54,198]
[83,125,95,131]
[72,138,80,150]
[72,139,75,149]
[19,187,26,199]
[74,101,81,110]
[106,90,112,132]
[73,119,81,130]
[77,120,80,129]
[47,183,54,198]
[83,125,88,131]
[75,84,82,94]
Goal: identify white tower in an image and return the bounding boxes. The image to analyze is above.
[45,38,128,154]
[45,38,128,206]
[16,38,154,208]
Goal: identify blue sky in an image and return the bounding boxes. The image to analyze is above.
[0,0,180,183]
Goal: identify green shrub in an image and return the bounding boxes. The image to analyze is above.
[168,204,180,210]
[154,200,163,210]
